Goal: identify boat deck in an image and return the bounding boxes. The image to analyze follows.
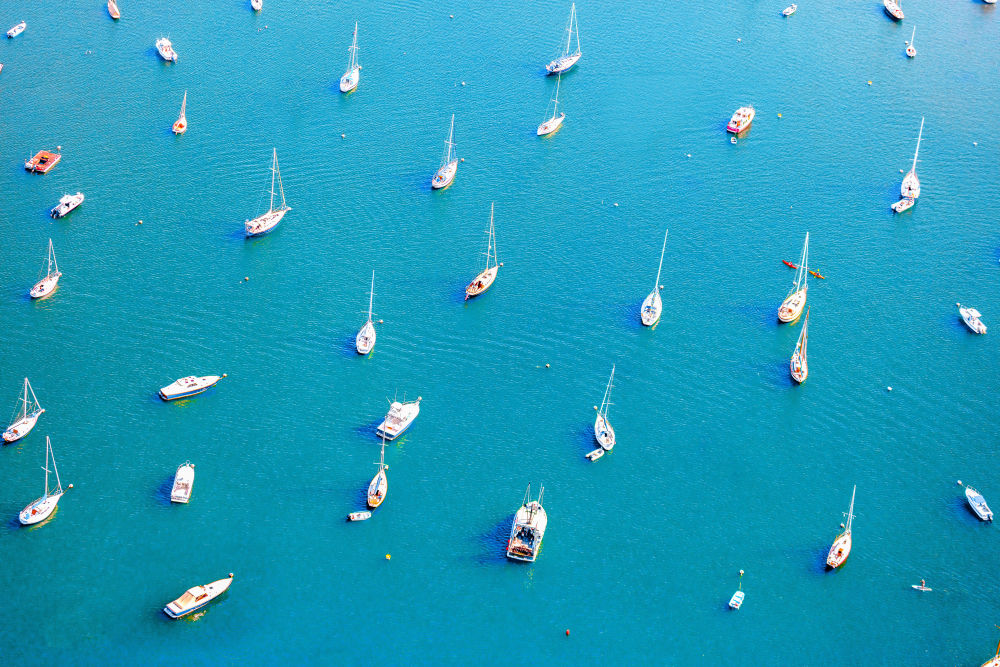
[25,150,61,174]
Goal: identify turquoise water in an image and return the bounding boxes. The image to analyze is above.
[2,0,999,663]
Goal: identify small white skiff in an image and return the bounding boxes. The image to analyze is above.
[7,21,25,38]
[163,573,233,618]
[51,193,84,219]
[782,4,797,16]
[170,462,195,503]
[347,511,372,522]
[729,590,745,609]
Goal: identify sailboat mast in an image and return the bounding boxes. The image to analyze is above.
[180,91,187,118]
[553,75,561,116]
[48,239,58,276]
[42,436,51,497]
[19,378,29,420]
[653,229,668,291]
[269,149,277,213]
[802,232,809,290]
[488,203,496,269]
[911,117,924,173]
[351,22,358,69]
[368,270,375,321]
[572,3,580,54]
[50,437,61,494]
[845,485,856,533]
[564,4,575,56]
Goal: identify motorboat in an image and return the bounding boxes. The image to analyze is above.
[163,574,233,618]
[465,204,500,299]
[507,485,547,562]
[375,397,420,440]
[347,511,371,521]
[729,590,745,610]
[790,308,809,383]
[339,23,360,93]
[891,197,914,213]
[108,0,120,19]
[367,437,387,509]
[3,378,44,443]
[958,303,987,334]
[356,271,376,354]
[884,0,904,21]
[826,485,856,569]
[431,115,458,189]
[29,239,61,299]
[50,193,84,219]
[159,374,224,401]
[245,149,290,236]
[782,4,797,16]
[640,229,668,326]
[170,462,195,503]
[594,366,616,451]
[545,3,581,74]
[7,21,25,38]
[778,233,809,322]
[965,485,993,521]
[156,37,177,62]
[727,106,755,134]
[19,436,69,526]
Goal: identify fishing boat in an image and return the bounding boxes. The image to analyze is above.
[159,374,224,401]
[155,37,177,62]
[507,484,547,562]
[163,573,233,618]
[7,21,25,38]
[172,91,187,134]
[356,271,376,354]
[465,203,500,300]
[884,0,904,21]
[376,396,420,441]
[727,106,755,134]
[245,148,290,236]
[339,23,360,93]
[782,4,797,16]
[537,75,565,136]
[347,511,371,521]
[906,26,916,58]
[367,435,388,509]
[19,436,70,525]
[594,365,616,451]
[966,485,993,521]
[431,115,458,189]
[170,462,195,503]
[826,485,856,569]
[3,378,44,444]
[25,150,61,174]
[251,0,262,11]
[545,3,581,74]
[108,0,120,20]
[778,233,808,322]
[983,637,1000,667]
[899,117,923,201]
[640,229,668,326]
[790,308,809,383]
[30,239,61,299]
[50,192,84,218]
[958,303,987,334]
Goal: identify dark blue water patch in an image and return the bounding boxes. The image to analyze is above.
[472,514,514,566]
[154,475,175,506]
[352,418,383,442]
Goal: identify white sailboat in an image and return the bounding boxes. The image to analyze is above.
[900,117,923,201]
[545,3,581,74]
[640,229,668,326]
[30,239,62,299]
[594,365,616,451]
[245,148,290,236]
[172,91,187,134]
[431,115,458,189]
[19,436,70,525]
[465,203,500,300]
[906,26,916,58]
[790,308,809,383]
[537,74,565,136]
[826,485,856,569]
[778,233,808,323]
[339,22,360,93]
[367,434,388,509]
[3,378,44,443]
[251,0,262,11]
[884,0,904,21]
[356,270,376,354]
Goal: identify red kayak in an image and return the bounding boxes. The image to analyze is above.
[782,260,826,279]
[783,260,797,269]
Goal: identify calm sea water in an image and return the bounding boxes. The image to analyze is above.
[2,0,999,664]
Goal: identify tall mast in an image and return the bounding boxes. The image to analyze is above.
[564,4,575,56]
[180,91,187,119]
[601,365,615,418]
[552,75,561,117]
[802,232,809,291]
[445,114,455,165]
[42,436,52,497]
[800,308,809,357]
[488,203,496,269]
[269,149,277,212]
[844,485,856,533]
[653,229,668,292]
[572,3,580,55]
[19,378,29,420]
[350,22,358,70]
[368,270,375,322]
[48,239,58,276]
[911,117,924,174]
[909,26,915,47]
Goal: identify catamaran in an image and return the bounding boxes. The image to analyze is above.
[958,303,987,335]
[778,233,808,323]
[367,434,388,509]
[507,484,547,562]
[19,436,70,525]
[163,573,233,618]
[431,115,458,189]
[3,378,44,443]
[356,270,376,354]
[156,37,177,62]
[826,485,856,569]
[170,462,195,503]
[108,0,120,20]
[50,192,84,218]
[465,203,500,300]
[172,91,187,134]
[30,239,62,299]
[376,396,421,440]
[884,0,904,21]
[790,308,809,383]
[640,229,668,326]
[339,23,360,93]
[594,365,616,451]
[906,26,916,58]
[537,74,565,136]
[245,148,290,236]
[545,3,581,74]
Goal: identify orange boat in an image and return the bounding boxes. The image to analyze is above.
[108,0,120,20]
[25,150,61,174]
[172,91,187,134]
[783,260,825,279]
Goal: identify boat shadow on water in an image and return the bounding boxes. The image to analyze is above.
[471,514,516,566]
[951,495,988,523]
[155,476,176,506]
[806,545,835,575]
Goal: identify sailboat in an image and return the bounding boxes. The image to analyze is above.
[108,0,120,20]
[594,365,616,451]
[172,91,187,134]
[367,434,388,509]
[790,308,809,383]
[983,636,1000,667]
[431,115,458,189]
[19,436,70,525]
[3,378,45,443]
[778,233,808,323]
[339,23,360,93]
[640,229,668,326]
[30,239,62,299]
[906,26,916,58]
[900,117,923,200]
[883,0,904,21]
[537,74,565,136]
[465,203,500,299]
[826,485,856,569]
[245,148,291,236]
[356,270,376,354]
[251,0,262,11]
[545,3,581,74]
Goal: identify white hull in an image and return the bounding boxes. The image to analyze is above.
[340,67,359,93]
[376,400,420,440]
[19,491,63,525]
[30,273,61,299]
[159,375,222,400]
[966,486,993,521]
[51,193,84,218]
[156,39,177,62]
[7,22,25,38]
[245,207,289,236]
[790,352,807,383]
[367,469,387,508]
[347,511,371,521]
[171,463,195,503]
[778,288,806,322]
[901,170,920,199]
[546,52,581,74]
[507,500,547,562]
[727,107,755,133]
[431,160,458,189]
[640,290,661,326]
[466,266,498,299]
[826,531,851,568]
[164,574,233,618]
[958,305,987,334]
[883,0,904,20]
[356,320,376,354]
[729,590,745,609]
[537,113,565,136]
[251,0,262,10]
[594,413,615,451]
[3,410,43,443]
[782,5,797,16]
[891,197,914,213]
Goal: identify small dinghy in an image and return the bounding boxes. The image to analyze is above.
[159,374,224,400]
[965,485,993,521]
[729,590,745,609]
[585,448,605,461]
[782,4,797,16]
[51,192,84,218]
[19,436,69,525]
[3,378,44,443]
[170,462,195,503]
[163,573,233,618]
[347,511,372,522]
[958,303,987,335]
[7,21,25,38]
[891,197,914,213]
[30,239,62,299]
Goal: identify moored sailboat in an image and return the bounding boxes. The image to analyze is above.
[465,203,500,300]
[19,436,70,525]
[537,74,565,136]
[367,435,388,509]
[790,308,809,383]
[826,485,856,569]
[3,378,44,444]
[900,117,923,201]
[431,115,458,189]
[108,0,120,20]
[172,91,187,134]
[356,270,376,354]
[507,484,547,562]
[778,233,808,322]
[594,365,616,451]
[982,637,1000,667]
[30,239,61,299]
[545,3,581,74]
[640,229,668,326]
[251,0,262,11]
[245,148,291,236]
[339,23,360,93]
[906,26,916,58]
[884,0,904,21]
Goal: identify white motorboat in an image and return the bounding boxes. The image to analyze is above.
[159,374,224,401]
[507,485,547,562]
[778,232,809,322]
[367,435,388,509]
[729,590,745,609]
[965,485,993,521]
[251,0,262,11]
[19,436,69,526]
[6,21,25,38]
[790,308,809,383]
[905,26,916,58]
[29,239,61,299]
[339,23,360,93]
[900,117,923,200]
[170,462,195,503]
[155,37,177,62]
[594,365,616,451]
[465,203,500,300]
[782,4,797,16]
[376,396,420,440]
[826,485,856,569]
[883,0,904,21]
[356,270,377,354]
[50,192,84,219]
[245,149,290,236]
[545,3,581,74]
[3,378,44,443]
[727,106,755,134]
[891,197,914,213]
[347,511,371,521]
[431,114,458,189]
[163,573,233,618]
[958,303,987,334]
[537,74,565,136]
[640,229,668,326]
